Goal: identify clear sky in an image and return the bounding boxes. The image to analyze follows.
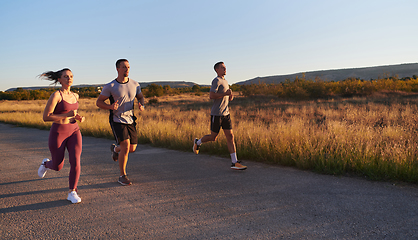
[0,0,417,91]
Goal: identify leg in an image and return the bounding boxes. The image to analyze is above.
[193,131,219,155]
[201,131,219,143]
[222,115,246,170]
[202,115,221,143]
[114,124,137,174]
[129,144,137,153]
[46,125,66,171]
[114,141,137,153]
[110,122,136,185]
[67,129,82,191]
[224,129,246,170]
[66,130,83,204]
[193,115,221,154]
[118,139,130,176]
[223,129,236,154]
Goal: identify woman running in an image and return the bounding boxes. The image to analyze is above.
[37,68,85,204]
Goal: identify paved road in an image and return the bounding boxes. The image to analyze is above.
[0,123,417,239]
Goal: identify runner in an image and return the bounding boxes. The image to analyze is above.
[193,62,247,170]
[96,59,145,185]
[37,68,85,204]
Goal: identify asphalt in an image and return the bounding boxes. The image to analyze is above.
[0,122,417,239]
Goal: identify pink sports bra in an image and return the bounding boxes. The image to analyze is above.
[53,91,79,115]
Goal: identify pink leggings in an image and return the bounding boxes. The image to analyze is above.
[46,122,82,190]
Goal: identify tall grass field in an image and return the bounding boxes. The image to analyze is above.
[1,92,418,184]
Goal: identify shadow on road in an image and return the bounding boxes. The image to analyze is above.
[1,182,120,214]
[0,176,66,187]
[0,200,70,213]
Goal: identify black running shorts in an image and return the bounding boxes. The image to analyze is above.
[210,114,232,133]
[110,122,138,145]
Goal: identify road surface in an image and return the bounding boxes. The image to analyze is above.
[0,123,417,239]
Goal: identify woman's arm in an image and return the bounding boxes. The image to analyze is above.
[73,93,85,122]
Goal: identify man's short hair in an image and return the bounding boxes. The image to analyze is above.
[116,59,129,68]
[214,62,224,71]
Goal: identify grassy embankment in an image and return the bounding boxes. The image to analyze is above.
[1,92,418,183]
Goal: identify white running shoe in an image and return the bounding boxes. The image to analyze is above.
[38,158,50,178]
[67,191,82,204]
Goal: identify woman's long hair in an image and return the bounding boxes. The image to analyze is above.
[38,68,71,85]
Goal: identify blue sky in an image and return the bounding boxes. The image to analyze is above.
[0,0,417,91]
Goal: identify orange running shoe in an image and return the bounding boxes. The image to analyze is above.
[231,161,247,170]
[193,138,200,154]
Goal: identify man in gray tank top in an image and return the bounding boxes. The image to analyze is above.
[193,62,247,170]
[96,59,145,185]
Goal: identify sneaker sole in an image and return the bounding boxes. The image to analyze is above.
[193,146,199,154]
[193,139,200,154]
[67,198,82,204]
[231,167,247,170]
[38,166,47,178]
[118,180,132,186]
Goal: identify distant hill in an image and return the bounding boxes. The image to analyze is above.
[7,63,418,91]
[236,63,418,85]
[6,81,204,92]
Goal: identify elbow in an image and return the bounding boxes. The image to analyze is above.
[96,100,103,109]
[43,112,52,122]
[96,98,107,109]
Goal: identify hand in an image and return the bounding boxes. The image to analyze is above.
[67,110,77,118]
[75,114,85,123]
[225,89,232,96]
[138,103,145,111]
[229,94,234,101]
[111,100,119,111]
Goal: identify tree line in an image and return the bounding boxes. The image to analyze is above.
[0,85,211,100]
[0,86,102,100]
[239,74,418,99]
[2,75,418,100]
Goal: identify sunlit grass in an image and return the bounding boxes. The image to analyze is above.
[1,93,418,183]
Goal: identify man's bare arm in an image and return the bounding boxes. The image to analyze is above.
[210,89,232,99]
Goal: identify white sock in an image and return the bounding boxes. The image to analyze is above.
[230,153,238,163]
[197,139,202,145]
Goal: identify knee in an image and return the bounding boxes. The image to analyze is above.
[129,145,137,153]
[72,164,81,172]
[51,164,63,171]
[119,141,130,152]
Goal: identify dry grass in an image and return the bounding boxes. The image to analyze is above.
[1,92,418,183]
